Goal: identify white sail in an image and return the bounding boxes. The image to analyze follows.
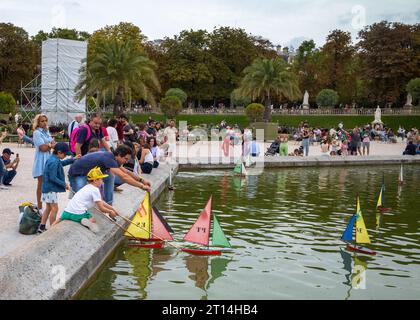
[399,165,404,183]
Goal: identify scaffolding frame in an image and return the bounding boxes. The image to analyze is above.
[19,74,42,123]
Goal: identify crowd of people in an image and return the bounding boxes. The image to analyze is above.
[10,113,180,234]
[214,119,420,158]
[278,122,420,157]
[1,113,419,234]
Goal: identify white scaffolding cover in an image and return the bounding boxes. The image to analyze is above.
[41,39,87,124]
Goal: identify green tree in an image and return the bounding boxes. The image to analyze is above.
[76,40,160,116]
[165,88,188,104]
[208,27,277,103]
[160,96,182,119]
[407,78,420,105]
[87,22,150,105]
[88,22,146,58]
[0,92,16,114]
[0,23,38,97]
[32,27,90,46]
[321,30,355,90]
[316,89,339,107]
[245,103,265,122]
[293,40,325,104]
[231,89,251,107]
[237,58,301,121]
[161,29,214,106]
[358,21,420,106]
[320,30,359,104]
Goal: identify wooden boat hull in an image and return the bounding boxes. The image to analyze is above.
[129,238,163,243]
[128,241,164,249]
[346,244,376,256]
[378,207,392,214]
[182,248,223,256]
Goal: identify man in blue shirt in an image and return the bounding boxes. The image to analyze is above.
[68,145,151,205]
[0,148,19,188]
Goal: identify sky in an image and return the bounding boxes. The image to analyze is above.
[1,0,419,48]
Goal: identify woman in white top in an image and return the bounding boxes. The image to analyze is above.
[138,143,154,174]
[106,119,119,151]
[320,139,330,157]
[148,137,161,168]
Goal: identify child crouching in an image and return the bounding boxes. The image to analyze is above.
[55,167,119,233]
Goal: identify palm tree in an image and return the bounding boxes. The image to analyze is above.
[237,58,301,121]
[76,40,161,115]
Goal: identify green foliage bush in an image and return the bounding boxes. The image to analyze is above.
[160,96,183,119]
[165,88,188,104]
[316,89,339,107]
[231,89,251,107]
[407,78,420,105]
[245,103,265,122]
[0,92,16,114]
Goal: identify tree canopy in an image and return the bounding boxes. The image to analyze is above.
[76,40,160,115]
[0,20,419,111]
[0,23,38,97]
[237,58,301,121]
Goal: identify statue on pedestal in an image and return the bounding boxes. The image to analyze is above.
[302,91,310,110]
[375,106,381,122]
[372,106,384,131]
[404,93,413,109]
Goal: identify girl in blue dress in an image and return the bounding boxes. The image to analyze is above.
[32,114,56,212]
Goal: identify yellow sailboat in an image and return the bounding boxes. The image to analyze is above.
[341,197,376,256]
[377,177,392,214]
[125,192,174,248]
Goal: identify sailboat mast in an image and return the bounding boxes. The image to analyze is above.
[354,195,358,245]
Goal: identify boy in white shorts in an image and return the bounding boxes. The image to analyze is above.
[55,167,120,233]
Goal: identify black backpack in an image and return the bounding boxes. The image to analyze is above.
[18,203,41,235]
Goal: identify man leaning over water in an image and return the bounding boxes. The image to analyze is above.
[68,145,151,205]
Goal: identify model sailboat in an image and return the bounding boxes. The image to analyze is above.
[377,178,392,214]
[233,161,247,177]
[341,197,376,256]
[125,192,174,248]
[182,196,232,256]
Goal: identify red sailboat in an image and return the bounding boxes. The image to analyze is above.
[182,196,232,256]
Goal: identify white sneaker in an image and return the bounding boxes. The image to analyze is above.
[81,218,99,233]
[0,185,9,190]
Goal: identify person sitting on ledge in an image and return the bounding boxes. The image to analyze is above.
[138,143,154,174]
[403,140,417,156]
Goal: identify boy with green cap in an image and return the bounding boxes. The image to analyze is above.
[55,167,120,233]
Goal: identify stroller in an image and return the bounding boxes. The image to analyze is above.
[265,140,280,156]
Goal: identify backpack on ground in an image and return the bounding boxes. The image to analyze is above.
[70,124,91,153]
[18,202,42,235]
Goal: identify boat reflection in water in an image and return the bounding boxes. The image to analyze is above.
[184,255,231,299]
[123,247,173,300]
[340,249,369,300]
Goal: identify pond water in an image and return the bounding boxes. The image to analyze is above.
[79,166,420,300]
